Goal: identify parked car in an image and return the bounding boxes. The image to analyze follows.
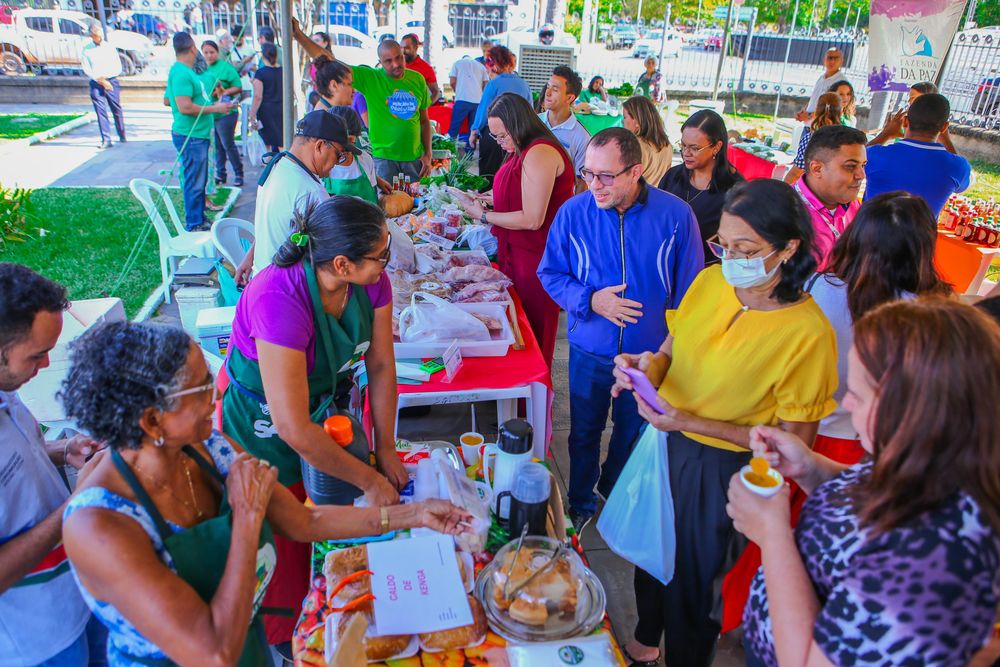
[492,25,577,51]
[118,12,169,45]
[632,29,682,59]
[606,23,639,50]
[0,8,153,75]
[374,18,456,49]
[310,23,378,66]
[971,75,999,117]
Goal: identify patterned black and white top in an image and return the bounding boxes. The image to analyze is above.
[743,461,1000,666]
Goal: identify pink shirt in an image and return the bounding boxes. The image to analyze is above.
[794,178,860,271]
[230,263,391,374]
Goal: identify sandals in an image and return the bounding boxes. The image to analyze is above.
[622,647,661,667]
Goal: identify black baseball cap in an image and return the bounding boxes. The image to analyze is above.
[295,110,362,155]
[325,106,365,137]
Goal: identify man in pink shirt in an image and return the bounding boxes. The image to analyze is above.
[792,125,867,269]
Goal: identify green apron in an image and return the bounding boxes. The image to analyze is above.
[323,166,378,204]
[222,261,374,487]
[110,447,276,667]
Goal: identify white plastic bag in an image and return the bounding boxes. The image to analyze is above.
[596,424,675,585]
[398,292,490,343]
[246,129,266,167]
[456,224,498,256]
[386,219,416,272]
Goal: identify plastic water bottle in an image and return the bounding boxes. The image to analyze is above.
[301,412,370,505]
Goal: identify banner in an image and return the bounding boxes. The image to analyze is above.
[867,0,968,92]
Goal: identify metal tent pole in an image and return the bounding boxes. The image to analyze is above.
[657,3,672,72]
[711,0,736,101]
[280,0,295,148]
[773,0,801,118]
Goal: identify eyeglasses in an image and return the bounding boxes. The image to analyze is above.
[706,235,776,265]
[676,143,712,156]
[165,378,218,404]
[324,141,350,164]
[363,235,392,266]
[580,164,638,186]
[489,130,510,143]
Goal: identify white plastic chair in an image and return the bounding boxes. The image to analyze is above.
[129,178,218,304]
[211,217,255,268]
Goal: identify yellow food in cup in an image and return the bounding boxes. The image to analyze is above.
[743,471,779,488]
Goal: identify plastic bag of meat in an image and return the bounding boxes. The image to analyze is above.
[452,281,511,303]
[469,312,504,333]
[440,265,509,284]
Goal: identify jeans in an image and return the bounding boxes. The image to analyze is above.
[448,100,478,142]
[567,344,646,516]
[34,615,106,667]
[88,78,125,144]
[374,157,422,183]
[171,132,209,231]
[214,112,243,182]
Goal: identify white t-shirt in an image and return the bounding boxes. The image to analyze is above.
[806,274,913,439]
[539,111,591,175]
[253,156,329,273]
[330,150,377,187]
[0,392,90,666]
[806,68,846,112]
[449,57,489,104]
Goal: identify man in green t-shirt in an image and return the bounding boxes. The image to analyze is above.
[166,32,234,231]
[348,40,432,181]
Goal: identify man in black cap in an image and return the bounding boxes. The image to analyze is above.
[235,110,361,283]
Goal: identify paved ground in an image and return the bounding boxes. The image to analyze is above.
[5,104,745,665]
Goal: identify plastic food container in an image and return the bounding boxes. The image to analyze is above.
[739,465,784,497]
[475,536,606,642]
[392,302,515,358]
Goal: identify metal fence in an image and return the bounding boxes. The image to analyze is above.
[449,2,506,48]
[939,31,1000,130]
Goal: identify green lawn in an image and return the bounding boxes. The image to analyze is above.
[0,113,86,140]
[1,186,233,317]
[968,160,1000,201]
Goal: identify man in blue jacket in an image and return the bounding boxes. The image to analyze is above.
[539,128,703,533]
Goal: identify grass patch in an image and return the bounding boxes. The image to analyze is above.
[0,186,233,317]
[968,159,1000,201]
[0,113,86,140]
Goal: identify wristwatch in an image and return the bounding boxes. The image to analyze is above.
[480,211,489,225]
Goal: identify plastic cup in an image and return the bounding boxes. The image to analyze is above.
[460,432,484,465]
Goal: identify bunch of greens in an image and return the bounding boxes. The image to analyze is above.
[420,154,489,192]
[606,81,634,98]
[432,134,457,153]
[0,183,31,251]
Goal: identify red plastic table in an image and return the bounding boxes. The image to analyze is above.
[934,231,1000,296]
[428,102,469,136]
[727,144,790,181]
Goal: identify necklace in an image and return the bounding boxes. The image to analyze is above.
[687,177,711,204]
[131,455,205,519]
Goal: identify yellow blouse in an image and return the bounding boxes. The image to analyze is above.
[639,138,673,187]
[658,266,838,452]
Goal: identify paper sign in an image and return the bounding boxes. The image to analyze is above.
[367,533,472,635]
[442,339,463,383]
[414,229,457,250]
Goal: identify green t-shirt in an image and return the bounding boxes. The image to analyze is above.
[166,61,215,139]
[579,89,602,104]
[351,65,429,162]
[203,59,242,117]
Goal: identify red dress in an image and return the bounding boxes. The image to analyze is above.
[492,138,574,368]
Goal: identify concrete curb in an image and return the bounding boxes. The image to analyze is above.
[0,113,93,155]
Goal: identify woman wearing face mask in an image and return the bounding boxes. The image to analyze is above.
[732,299,1000,667]
[612,178,837,667]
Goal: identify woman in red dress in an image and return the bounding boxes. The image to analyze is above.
[459,92,575,367]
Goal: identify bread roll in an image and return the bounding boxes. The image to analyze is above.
[418,595,488,651]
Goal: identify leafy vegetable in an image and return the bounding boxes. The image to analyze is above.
[431,134,457,153]
[606,82,634,97]
[420,153,489,191]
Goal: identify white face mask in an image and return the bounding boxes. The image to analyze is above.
[720,249,780,289]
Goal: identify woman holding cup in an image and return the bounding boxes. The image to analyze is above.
[731,298,1000,667]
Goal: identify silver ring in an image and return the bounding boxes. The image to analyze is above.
[257,458,270,468]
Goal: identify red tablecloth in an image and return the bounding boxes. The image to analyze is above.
[727,144,780,180]
[428,102,469,135]
[934,230,1000,295]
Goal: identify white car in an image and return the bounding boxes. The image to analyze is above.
[491,26,577,51]
[374,19,456,49]
[632,29,682,59]
[0,8,153,75]
[309,24,378,66]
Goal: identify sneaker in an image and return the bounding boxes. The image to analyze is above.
[568,509,593,538]
[188,222,212,232]
[98,140,112,150]
[234,176,244,187]
[215,175,226,185]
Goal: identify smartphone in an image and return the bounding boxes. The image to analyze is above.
[620,366,665,414]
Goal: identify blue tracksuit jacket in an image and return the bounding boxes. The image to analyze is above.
[538,182,704,359]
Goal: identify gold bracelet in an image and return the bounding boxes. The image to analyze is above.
[380,506,390,534]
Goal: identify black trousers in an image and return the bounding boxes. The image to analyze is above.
[477,127,505,177]
[89,78,126,143]
[633,431,751,667]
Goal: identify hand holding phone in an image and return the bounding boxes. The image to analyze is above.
[620,366,665,414]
